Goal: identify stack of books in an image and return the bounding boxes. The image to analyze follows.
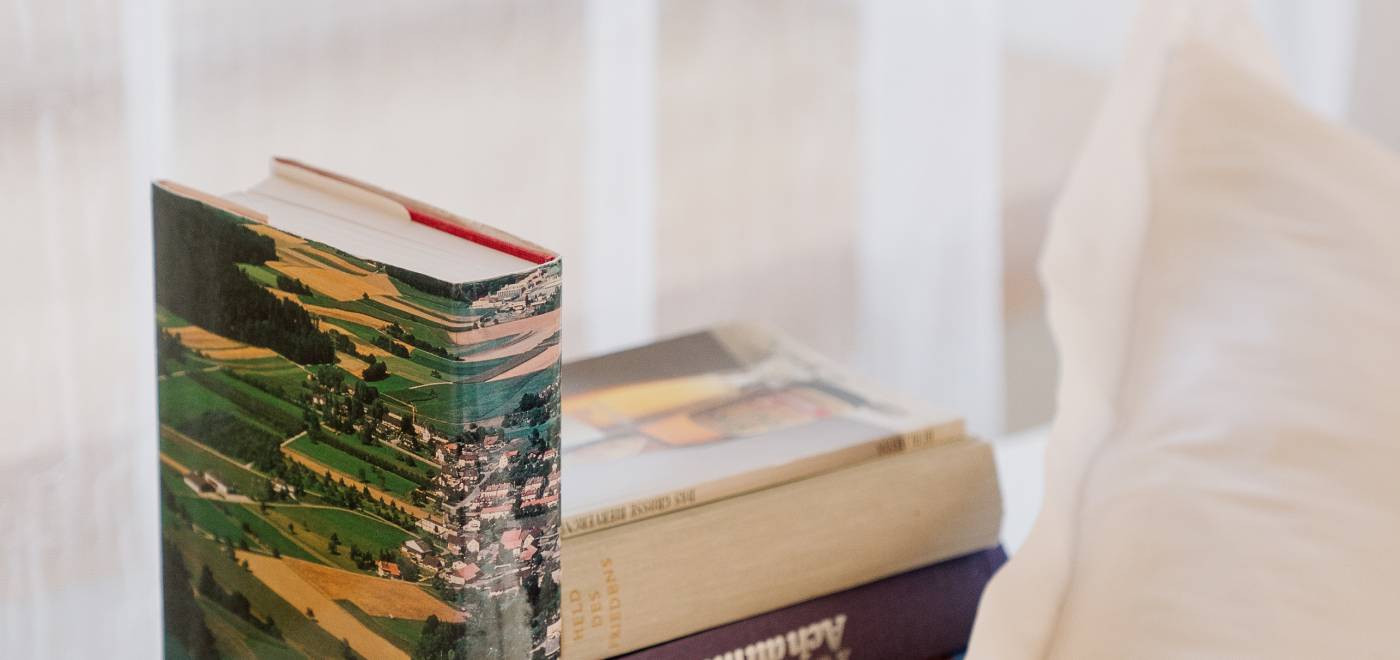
[560,326,1004,659]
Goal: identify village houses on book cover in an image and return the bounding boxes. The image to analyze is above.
[153,159,561,659]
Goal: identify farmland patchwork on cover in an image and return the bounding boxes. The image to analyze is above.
[154,188,561,659]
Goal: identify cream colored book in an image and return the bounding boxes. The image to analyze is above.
[561,437,1003,659]
[561,324,965,538]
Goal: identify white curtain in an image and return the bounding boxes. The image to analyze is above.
[7,0,1367,655]
[7,0,1294,655]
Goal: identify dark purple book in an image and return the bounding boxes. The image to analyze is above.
[617,546,1006,660]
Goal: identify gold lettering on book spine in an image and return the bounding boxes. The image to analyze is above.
[903,427,940,450]
[565,488,699,537]
[603,558,623,649]
[874,436,905,456]
[563,505,628,536]
[569,558,626,651]
[629,488,698,519]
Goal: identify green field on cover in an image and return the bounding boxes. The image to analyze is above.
[504,420,555,442]
[156,306,191,328]
[390,278,467,316]
[237,262,282,288]
[161,460,193,492]
[159,373,298,439]
[159,376,254,428]
[392,297,473,326]
[383,354,451,386]
[380,388,452,423]
[360,298,470,333]
[403,348,459,375]
[166,527,345,656]
[179,493,253,543]
[265,505,414,556]
[167,352,307,391]
[308,297,457,347]
[177,351,305,377]
[457,333,524,357]
[362,375,418,394]
[411,348,516,381]
[302,240,379,272]
[160,431,270,495]
[295,248,367,275]
[338,600,423,653]
[191,369,305,434]
[353,343,521,386]
[323,431,436,478]
[285,436,419,497]
[390,366,558,424]
[228,363,311,401]
[225,505,321,563]
[216,354,303,372]
[320,317,380,345]
[199,598,306,660]
[160,463,320,563]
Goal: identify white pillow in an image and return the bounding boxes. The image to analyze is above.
[968,2,1400,658]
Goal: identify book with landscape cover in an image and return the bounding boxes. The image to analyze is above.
[621,546,1007,660]
[561,325,966,538]
[154,159,562,659]
[560,327,1002,659]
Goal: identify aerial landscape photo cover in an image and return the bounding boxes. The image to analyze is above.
[153,185,561,659]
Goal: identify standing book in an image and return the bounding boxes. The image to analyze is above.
[154,159,562,659]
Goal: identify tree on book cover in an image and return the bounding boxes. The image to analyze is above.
[153,183,561,659]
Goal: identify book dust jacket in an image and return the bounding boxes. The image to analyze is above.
[152,169,561,659]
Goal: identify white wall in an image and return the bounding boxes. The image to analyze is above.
[0,2,1009,655]
[2,1,1388,655]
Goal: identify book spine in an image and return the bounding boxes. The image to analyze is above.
[561,420,964,538]
[620,547,1007,660]
[561,439,1002,659]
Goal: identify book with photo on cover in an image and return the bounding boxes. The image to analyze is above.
[153,158,561,659]
[561,324,964,538]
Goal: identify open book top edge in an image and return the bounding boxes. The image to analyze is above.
[269,157,558,265]
[156,158,557,286]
